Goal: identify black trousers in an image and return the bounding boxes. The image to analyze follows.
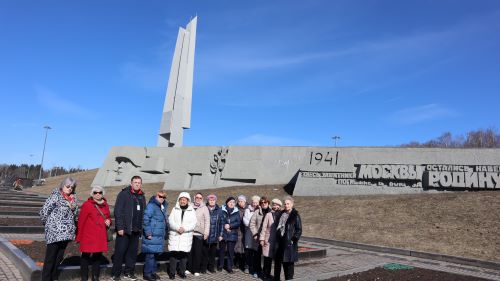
[244,248,254,273]
[188,235,205,273]
[218,240,236,270]
[274,242,294,280]
[42,240,69,281]
[252,245,263,274]
[169,251,188,276]
[263,256,273,277]
[81,252,103,280]
[111,231,140,277]
[206,242,218,272]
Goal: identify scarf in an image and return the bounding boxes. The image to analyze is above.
[93,198,104,205]
[277,211,290,236]
[193,201,202,209]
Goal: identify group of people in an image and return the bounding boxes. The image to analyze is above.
[40,175,302,281]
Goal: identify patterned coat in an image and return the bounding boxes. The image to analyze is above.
[40,188,79,244]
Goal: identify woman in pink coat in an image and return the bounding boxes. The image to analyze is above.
[259,198,282,280]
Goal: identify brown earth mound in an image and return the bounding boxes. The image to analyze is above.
[322,266,490,281]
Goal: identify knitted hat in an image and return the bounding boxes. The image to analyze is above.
[226,196,236,205]
[271,198,283,206]
[207,194,217,201]
[237,195,247,202]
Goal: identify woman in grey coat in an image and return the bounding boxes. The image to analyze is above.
[39,177,79,281]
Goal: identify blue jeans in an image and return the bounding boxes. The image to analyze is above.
[143,253,157,277]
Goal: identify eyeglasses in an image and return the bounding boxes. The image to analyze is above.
[65,185,74,190]
[260,201,269,204]
[158,195,166,199]
[93,191,103,195]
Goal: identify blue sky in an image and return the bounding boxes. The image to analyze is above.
[1,0,499,169]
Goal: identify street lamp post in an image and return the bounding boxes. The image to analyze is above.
[38,126,52,181]
[332,135,341,147]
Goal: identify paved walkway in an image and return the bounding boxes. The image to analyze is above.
[56,239,499,281]
[0,247,23,281]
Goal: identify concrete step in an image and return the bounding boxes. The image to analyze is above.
[0,226,44,233]
[0,201,43,207]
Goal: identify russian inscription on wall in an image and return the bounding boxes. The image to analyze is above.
[301,164,500,190]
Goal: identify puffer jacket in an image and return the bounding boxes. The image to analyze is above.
[168,192,197,252]
[221,205,240,242]
[40,188,79,244]
[142,196,169,253]
[206,204,223,244]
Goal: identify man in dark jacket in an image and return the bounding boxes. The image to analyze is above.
[274,196,302,281]
[111,176,146,281]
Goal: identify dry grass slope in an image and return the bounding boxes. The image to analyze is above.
[30,170,500,263]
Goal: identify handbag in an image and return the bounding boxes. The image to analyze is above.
[95,204,114,242]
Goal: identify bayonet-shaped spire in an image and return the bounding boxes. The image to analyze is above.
[158,16,197,147]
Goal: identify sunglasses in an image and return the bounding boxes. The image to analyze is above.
[65,185,74,189]
[93,191,103,195]
[158,195,166,199]
[260,201,269,204]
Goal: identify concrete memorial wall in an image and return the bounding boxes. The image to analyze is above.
[92,146,500,196]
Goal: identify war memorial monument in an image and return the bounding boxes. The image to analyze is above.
[92,17,500,195]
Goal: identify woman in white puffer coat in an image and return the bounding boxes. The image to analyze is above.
[168,192,197,279]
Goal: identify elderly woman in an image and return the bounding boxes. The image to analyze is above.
[168,192,197,279]
[142,190,169,281]
[243,195,260,275]
[273,196,302,281]
[218,197,241,273]
[250,196,271,278]
[234,195,247,271]
[260,198,282,280]
[40,177,79,281]
[205,194,222,273]
[76,186,111,281]
[187,192,210,276]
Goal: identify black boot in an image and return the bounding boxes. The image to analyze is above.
[80,269,88,281]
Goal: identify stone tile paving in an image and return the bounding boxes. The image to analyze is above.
[0,246,23,281]
[58,241,500,281]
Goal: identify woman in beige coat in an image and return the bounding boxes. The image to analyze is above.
[259,198,282,279]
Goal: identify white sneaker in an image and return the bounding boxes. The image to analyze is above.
[194,273,200,277]
[185,270,192,275]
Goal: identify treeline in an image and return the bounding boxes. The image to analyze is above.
[0,164,87,185]
[401,128,500,148]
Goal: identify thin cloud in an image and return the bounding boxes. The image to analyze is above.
[35,86,96,119]
[232,134,311,146]
[390,104,458,125]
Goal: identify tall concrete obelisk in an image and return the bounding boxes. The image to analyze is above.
[157,17,197,147]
